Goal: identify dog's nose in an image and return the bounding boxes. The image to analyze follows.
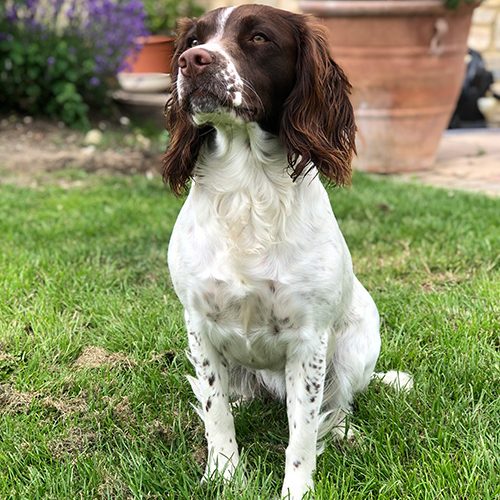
[178,48,214,78]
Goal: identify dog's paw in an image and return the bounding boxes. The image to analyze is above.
[372,370,414,392]
[281,479,314,500]
[202,451,239,484]
[230,395,252,408]
[331,423,357,443]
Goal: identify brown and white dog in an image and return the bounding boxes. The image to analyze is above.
[163,5,411,498]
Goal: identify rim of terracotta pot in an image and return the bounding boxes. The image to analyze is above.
[299,0,478,16]
[136,34,175,45]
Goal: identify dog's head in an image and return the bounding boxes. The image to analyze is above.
[163,4,356,194]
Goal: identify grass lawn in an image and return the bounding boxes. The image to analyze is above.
[0,170,498,499]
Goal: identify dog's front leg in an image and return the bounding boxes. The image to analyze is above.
[281,332,328,499]
[185,313,239,481]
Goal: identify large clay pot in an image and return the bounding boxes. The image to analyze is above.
[300,0,477,172]
[125,35,175,74]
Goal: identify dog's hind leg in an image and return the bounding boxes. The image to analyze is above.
[320,278,381,441]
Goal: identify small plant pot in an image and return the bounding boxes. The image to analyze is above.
[125,35,175,74]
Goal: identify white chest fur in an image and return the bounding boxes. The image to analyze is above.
[168,124,353,371]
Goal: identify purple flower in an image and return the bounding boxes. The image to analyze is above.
[47,56,55,66]
[26,0,39,10]
[53,0,64,15]
[66,0,78,23]
[5,0,148,77]
[5,9,18,23]
[89,76,100,87]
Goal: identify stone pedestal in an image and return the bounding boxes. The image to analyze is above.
[112,90,168,128]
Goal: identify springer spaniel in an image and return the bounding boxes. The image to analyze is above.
[163,4,410,499]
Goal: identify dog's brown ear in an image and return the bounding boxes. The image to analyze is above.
[162,18,209,195]
[280,18,356,186]
[163,99,206,195]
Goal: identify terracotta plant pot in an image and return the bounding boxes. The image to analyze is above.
[300,0,478,172]
[125,35,175,74]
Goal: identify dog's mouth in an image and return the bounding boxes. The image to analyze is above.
[181,82,259,125]
[187,87,230,114]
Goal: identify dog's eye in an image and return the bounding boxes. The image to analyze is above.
[251,33,269,44]
[189,38,199,47]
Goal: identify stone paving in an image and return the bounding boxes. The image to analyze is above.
[393,128,500,197]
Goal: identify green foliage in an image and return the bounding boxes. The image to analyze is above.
[0,32,100,128]
[143,0,203,34]
[444,0,478,9]
[0,0,147,128]
[0,34,97,128]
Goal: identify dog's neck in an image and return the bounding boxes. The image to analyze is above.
[189,120,311,255]
[193,120,289,189]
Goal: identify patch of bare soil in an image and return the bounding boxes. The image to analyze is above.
[73,346,135,369]
[421,270,470,292]
[0,351,18,374]
[0,384,88,416]
[97,473,134,499]
[48,427,97,460]
[0,115,162,187]
[149,350,177,370]
[147,419,175,444]
[101,395,136,426]
[0,352,16,362]
[192,444,207,468]
[0,385,35,413]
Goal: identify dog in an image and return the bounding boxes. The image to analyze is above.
[163,4,410,498]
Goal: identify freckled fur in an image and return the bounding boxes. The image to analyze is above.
[165,5,410,500]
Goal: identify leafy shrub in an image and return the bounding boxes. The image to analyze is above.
[0,0,148,128]
[142,0,203,35]
[444,0,477,9]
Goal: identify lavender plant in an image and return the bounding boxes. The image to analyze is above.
[0,0,148,127]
